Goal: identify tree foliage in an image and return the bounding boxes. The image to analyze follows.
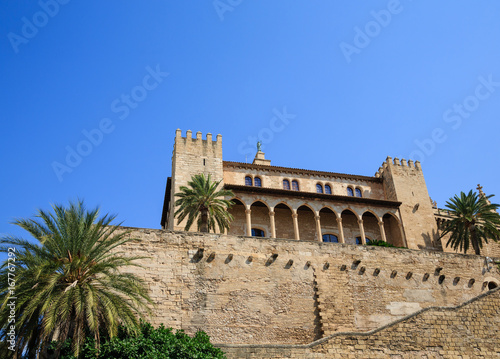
[0,200,152,357]
[439,190,500,255]
[52,321,226,359]
[174,174,234,233]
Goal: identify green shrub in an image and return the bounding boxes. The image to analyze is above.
[49,321,226,359]
[367,239,406,249]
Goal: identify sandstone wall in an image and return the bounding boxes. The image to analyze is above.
[220,287,500,358]
[119,228,500,346]
[223,163,385,199]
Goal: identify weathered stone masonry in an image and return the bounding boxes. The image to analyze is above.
[119,229,500,348]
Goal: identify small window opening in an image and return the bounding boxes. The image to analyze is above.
[322,234,338,243]
[251,228,265,237]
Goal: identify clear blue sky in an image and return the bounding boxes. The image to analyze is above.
[1,1,500,248]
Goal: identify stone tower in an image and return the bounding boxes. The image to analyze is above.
[377,157,440,250]
[166,129,223,231]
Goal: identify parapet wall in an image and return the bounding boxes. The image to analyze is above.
[119,228,500,346]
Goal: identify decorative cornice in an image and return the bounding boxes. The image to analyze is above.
[223,161,382,183]
[225,184,401,208]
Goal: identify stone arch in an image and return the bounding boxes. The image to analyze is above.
[341,209,359,245]
[250,201,271,238]
[383,212,404,247]
[362,211,381,242]
[274,202,294,240]
[227,198,246,236]
[249,199,271,210]
[319,207,338,242]
[297,204,316,242]
[320,205,338,218]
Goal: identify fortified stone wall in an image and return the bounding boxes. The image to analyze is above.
[220,287,500,358]
[119,228,500,346]
[378,157,439,250]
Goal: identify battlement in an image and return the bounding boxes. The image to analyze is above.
[375,156,421,177]
[175,128,222,143]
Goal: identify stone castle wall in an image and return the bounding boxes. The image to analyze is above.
[220,287,500,358]
[119,228,500,346]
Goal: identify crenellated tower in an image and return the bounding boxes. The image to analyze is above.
[376,157,440,250]
[166,129,224,231]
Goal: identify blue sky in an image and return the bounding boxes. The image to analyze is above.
[1,1,500,249]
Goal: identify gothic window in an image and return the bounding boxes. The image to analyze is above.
[251,228,265,237]
[355,188,362,197]
[254,177,262,187]
[347,187,354,196]
[322,234,338,243]
[245,176,252,186]
[316,184,323,193]
[325,185,332,194]
[283,179,290,190]
[292,180,299,191]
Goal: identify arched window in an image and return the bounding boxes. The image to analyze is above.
[365,237,371,244]
[347,187,354,196]
[254,177,262,187]
[316,184,323,193]
[325,185,332,194]
[355,236,362,245]
[355,188,362,197]
[283,179,290,190]
[251,228,265,237]
[245,176,252,186]
[292,180,299,191]
[322,234,338,243]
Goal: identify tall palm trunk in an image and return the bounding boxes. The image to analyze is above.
[200,208,209,233]
[470,225,481,255]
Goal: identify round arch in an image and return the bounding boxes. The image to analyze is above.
[362,211,381,242]
[297,205,317,241]
[341,209,359,245]
[383,212,404,247]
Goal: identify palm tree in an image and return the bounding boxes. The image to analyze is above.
[175,174,234,233]
[439,190,500,255]
[0,200,152,357]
